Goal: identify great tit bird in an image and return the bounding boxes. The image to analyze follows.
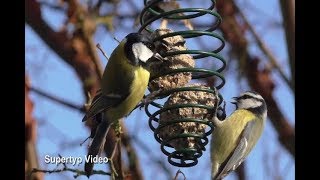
[82,33,163,176]
[210,91,267,180]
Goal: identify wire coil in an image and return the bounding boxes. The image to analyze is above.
[139,0,226,167]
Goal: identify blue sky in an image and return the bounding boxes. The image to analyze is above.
[25,0,294,179]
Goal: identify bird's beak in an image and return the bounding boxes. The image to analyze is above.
[152,53,164,62]
[231,97,238,104]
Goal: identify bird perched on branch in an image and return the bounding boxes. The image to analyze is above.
[210,91,267,180]
[82,33,163,177]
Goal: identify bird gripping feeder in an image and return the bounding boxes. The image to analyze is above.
[139,0,226,167]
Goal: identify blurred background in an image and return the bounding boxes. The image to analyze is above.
[25,0,295,179]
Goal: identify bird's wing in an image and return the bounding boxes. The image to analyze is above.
[82,89,128,122]
[215,120,256,180]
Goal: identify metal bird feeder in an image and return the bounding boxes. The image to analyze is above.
[138,0,226,167]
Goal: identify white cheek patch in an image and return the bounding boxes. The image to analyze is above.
[238,99,263,109]
[132,42,154,62]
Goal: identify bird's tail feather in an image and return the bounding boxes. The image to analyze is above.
[85,119,110,177]
[211,162,222,180]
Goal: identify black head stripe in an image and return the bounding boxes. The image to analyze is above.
[237,94,250,100]
[124,33,140,65]
[237,92,264,102]
[236,91,267,116]
[247,102,267,117]
[242,92,267,116]
[237,95,263,102]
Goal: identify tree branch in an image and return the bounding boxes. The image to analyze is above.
[279,0,295,88]
[29,154,111,178]
[131,135,173,179]
[30,167,111,178]
[26,0,127,178]
[26,0,100,97]
[25,76,43,180]
[233,3,294,92]
[173,170,186,180]
[216,0,295,157]
[28,85,85,113]
[120,125,144,180]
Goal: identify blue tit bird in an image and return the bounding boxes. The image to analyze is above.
[82,33,163,176]
[210,91,267,180]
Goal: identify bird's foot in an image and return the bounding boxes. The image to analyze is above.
[217,100,226,121]
[210,87,223,126]
[139,90,162,110]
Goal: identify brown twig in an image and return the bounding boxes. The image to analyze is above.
[173,169,186,180]
[120,124,144,180]
[85,34,104,78]
[131,134,173,179]
[30,167,111,178]
[108,138,121,179]
[96,43,109,60]
[26,1,144,179]
[28,85,86,113]
[233,3,294,92]
[26,0,100,96]
[279,0,295,89]
[25,76,43,180]
[68,0,104,78]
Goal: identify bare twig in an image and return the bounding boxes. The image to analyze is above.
[29,154,111,178]
[28,85,85,113]
[113,36,121,43]
[68,0,104,78]
[279,0,295,89]
[216,0,295,157]
[173,169,186,180]
[27,1,146,179]
[120,124,144,180]
[96,43,109,60]
[85,34,104,78]
[30,167,111,178]
[25,76,42,180]
[131,135,173,179]
[80,136,91,146]
[109,138,120,178]
[234,3,294,92]
[26,0,126,178]
[26,0,101,97]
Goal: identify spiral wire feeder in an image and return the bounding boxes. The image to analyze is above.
[138,0,226,167]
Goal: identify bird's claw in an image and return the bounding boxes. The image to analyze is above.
[210,87,226,125]
[139,90,162,110]
[217,100,226,121]
[211,87,220,116]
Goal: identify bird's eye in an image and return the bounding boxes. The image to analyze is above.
[144,42,155,50]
